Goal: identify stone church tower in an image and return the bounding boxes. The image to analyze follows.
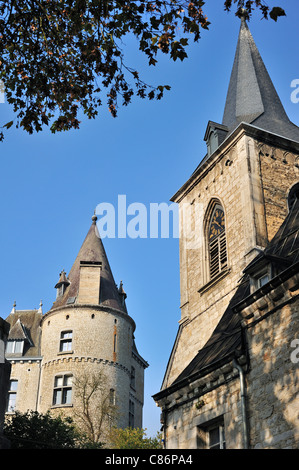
[154,16,299,449]
[5,213,148,442]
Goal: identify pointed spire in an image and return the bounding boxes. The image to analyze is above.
[38,300,43,314]
[54,270,70,289]
[222,16,299,141]
[51,215,126,313]
[10,300,16,314]
[118,280,127,304]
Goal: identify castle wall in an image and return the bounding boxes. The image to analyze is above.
[240,278,299,449]
[38,305,138,429]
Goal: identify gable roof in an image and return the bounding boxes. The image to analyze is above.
[5,309,42,357]
[222,17,299,142]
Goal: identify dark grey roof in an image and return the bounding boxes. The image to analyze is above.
[5,310,42,357]
[50,217,127,313]
[171,282,249,386]
[222,18,299,142]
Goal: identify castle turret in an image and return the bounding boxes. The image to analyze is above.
[5,213,148,441]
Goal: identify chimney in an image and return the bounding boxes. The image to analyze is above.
[77,261,102,305]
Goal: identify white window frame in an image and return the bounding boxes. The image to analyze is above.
[208,423,226,449]
[52,374,73,406]
[59,330,73,352]
[250,264,272,293]
[6,340,24,355]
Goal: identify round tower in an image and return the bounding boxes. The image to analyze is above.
[38,214,148,438]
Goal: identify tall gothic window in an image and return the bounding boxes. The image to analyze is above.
[208,204,227,279]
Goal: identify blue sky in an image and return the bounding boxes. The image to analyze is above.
[0,0,298,437]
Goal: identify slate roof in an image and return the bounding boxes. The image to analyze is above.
[244,196,299,275]
[222,17,299,142]
[51,216,127,314]
[5,309,42,357]
[157,196,299,395]
[171,281,250,386]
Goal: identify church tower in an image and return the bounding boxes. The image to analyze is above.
[154,15,299,449]
[5,213,148,443]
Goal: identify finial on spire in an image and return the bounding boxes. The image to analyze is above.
[11,300,16,314]
[92,209,97,224]
[38,300,43,313]
[238,7,249,21]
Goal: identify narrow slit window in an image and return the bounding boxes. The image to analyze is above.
[208,205,227,280]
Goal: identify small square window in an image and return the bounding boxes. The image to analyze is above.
[59,331,72,352]
[257,273,269,288]
[250,265,272,293]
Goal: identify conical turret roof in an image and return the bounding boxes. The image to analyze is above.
[51,215,126,313]
[222,16,299,142]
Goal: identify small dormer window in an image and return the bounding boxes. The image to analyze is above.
[257,273,269,288]
[56,285,64,298]
[6,339,24,355]
[208,131,218,156]
[204,121,228,157]
[55,270,70,299]
[250,265,272,293]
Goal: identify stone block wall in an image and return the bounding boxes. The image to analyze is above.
[245,288,299,448]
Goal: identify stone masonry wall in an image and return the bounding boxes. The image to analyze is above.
[257,142,299,241]
[166,133,265,386]
[164,368,243,449]
[245,297,299,448]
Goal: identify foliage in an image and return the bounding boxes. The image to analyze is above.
[0,1,285,140]
[72,369,118,444]
[3,410,79,449]
[224,1,285,22]
[109,426,163,449]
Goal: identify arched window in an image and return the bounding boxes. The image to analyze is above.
[208,204,227,279]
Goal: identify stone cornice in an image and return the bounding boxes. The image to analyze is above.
[42,355,131,376]
[153,355,247,411]
[41,303,136,330]
[233,264,299,327]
